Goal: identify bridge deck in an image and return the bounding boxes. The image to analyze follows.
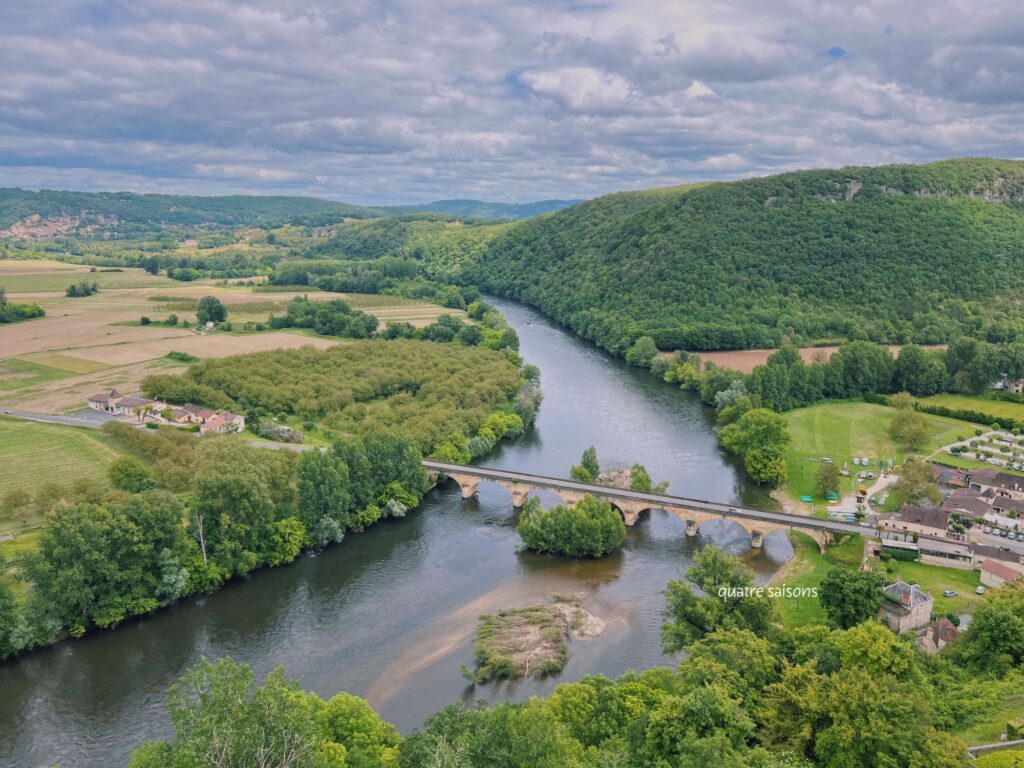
[423,460,867,536]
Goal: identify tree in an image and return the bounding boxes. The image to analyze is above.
[891,408,931,451]
[22,491,193,633]
[297,451,350,547]
[517,495,626,557]
[629,463,668,493]
[954,580,1024,672]
[0,575,20,660]
[814,463,841,497]
[719,408,790,485]
[107,456,153,493]
[760,665,965,768]
[570,446,599,483]
[889,391,915,410]
[890,458,941,507]
[128,658,324,768]
[196,295,227,325]
[817,567,884,629]
[625,336,658,368]
[1,487,30,515]
[662,546,775,652]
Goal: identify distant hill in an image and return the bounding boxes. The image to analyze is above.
[383,198,581,220]
[0,188,379,237]
[468,158,1024,353]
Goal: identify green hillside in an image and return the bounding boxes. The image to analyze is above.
[382,198,581,220]
[469,158,1024,354]
[0,188,379,234]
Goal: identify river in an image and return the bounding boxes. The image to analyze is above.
[0,296,791,767]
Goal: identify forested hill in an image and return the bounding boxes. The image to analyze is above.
[382,198,581,220]
[0,188,379,236]
[469,158,1024,354]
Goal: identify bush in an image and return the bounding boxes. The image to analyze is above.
[517,494,626,557]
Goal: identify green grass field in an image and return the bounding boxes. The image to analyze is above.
[917,393,1024,424]
[0,417,126,536]
[774,532,864,628]
[882,559,983,616]
[784,401,979,502]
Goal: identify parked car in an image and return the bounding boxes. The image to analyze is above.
[942,590,957,598]
[821,457,833,464]
[1000,530,1009,537]
[976,586,986,595]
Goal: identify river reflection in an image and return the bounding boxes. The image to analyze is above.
[0,296,790,767]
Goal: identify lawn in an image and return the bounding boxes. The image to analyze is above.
[784,401,979,503]
[0,417,126,536]
[774,532,864,628]
[918,393,1024,425]
[882,559,983,616]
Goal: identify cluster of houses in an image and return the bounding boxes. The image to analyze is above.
[870,467,1024,649]
[87,389,244,435]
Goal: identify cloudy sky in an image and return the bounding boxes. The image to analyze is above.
[1,0,1022,204]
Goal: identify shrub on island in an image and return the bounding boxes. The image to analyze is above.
[517,494,626,557]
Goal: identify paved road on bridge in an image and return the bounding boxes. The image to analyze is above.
[423,460,868,536]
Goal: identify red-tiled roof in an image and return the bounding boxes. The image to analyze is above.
[981,559,1022,581]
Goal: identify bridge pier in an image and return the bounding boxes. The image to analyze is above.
[685,519,699,537]
[501,482,531,508]
[750,529,764,548]
[446,473,481,500]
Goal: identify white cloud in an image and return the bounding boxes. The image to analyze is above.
[0,0,1022,203]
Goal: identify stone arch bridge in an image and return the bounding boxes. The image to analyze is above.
[423,460,867,553]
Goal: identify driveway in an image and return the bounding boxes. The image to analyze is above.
[0,408,117,429]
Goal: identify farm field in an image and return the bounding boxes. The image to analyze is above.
[0,258,465,412]
[687,344,947,374]
[0,417,127,536]
[784,401,979,504]
[917,392,1024,424]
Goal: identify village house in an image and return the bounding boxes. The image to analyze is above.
[968,469,1024,503]
[914,618,960,655]
[881,505,950,539]
[940,488,993,519]
[199,411,245,435]
[878,581,933,633]
[991,496,1024,518]
[87,390,163,419]
[997,376,1024,394]
[971,544,1024,574]
[173,404,215,425]
[980,558,1024,589]
[87,389,123,413]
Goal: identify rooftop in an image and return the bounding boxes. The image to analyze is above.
[897,505,949,531]
[882,581,932,610]
[981,559,1022,581]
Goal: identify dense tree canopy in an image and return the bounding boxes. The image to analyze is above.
[517,494,626,558]
[470,159,1024,354]
[142,341,526,454]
